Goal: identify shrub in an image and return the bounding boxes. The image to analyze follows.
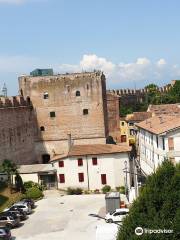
[102,185,111,194]
[24,186,43,200]
[24,181,42,190]
[117,160,180,240]
[67,187,83,195]
[0,181,7,191]
[116,186,125,194]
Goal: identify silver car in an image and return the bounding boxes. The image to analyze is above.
[13,202,32,214]
[0,215,20,228]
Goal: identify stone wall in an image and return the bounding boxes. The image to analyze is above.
[0,96,37,165]
[106,93,121,142]
[19,71,109,162]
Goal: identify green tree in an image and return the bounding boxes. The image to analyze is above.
[0,159,17,189]
[117,160,180,240]
[15,173,24,192]
[168,80,180,102]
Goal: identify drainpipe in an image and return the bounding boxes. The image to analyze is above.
[67,133,72,151]
[86,155,90,191]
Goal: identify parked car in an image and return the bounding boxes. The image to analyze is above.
[13,202,32,214]
[0,212,20,222]
[0,215,20,228]
[21,199,35,209]
[105,208,129,223]
[3,210,27,221]
[6,206,27,215]
[0,227,11,240]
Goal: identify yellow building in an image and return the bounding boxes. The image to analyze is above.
[120,112,152,145]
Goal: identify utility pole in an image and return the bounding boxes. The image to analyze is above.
[124,160,128,199]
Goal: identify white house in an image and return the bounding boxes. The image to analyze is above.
[136,115,180,175]
[51,144,131,191]
[17,164,57,189]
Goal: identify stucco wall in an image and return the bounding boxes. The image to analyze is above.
[53,152,130,190]
[138,128,180,175]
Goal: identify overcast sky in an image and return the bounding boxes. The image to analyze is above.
[0,0,180,95]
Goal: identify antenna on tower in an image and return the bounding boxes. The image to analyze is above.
[2,83,7,97]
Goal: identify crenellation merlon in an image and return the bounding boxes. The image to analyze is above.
[0,96,31,108]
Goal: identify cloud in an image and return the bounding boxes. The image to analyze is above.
[58,54,180,87]
[0,55,49,73]
[1,54,180,91]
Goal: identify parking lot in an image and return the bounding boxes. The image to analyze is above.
[11,190,106,240]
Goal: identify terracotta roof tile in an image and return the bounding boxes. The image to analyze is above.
[136,115,180,134]
[125,112,152,122]
[51,144,131,161]
[148,103,180,116]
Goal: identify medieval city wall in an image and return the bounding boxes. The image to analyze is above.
[0,96,37,165]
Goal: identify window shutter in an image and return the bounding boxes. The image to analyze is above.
[78,173,84,182]
[101,174,107,185]
[78,158,83,166]
[59,161,64,168]
[92,157,97,165]
[59,174,65,183]
[168,137,174,150]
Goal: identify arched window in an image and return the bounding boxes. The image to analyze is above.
[76,90,80,97]
[40,126,45,131]
[43,92,49,99]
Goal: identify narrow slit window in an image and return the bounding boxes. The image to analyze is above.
[40,126,45,131]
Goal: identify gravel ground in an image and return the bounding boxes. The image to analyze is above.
[11,190,105,240]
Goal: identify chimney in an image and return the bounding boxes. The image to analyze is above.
[67,133,72,151]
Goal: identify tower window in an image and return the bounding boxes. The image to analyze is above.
[40,126,45,131]
[43,92,49,99]
[76,90,81,97]
[83,109,88,115]
[50,111,56,118]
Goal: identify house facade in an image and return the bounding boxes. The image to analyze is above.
[120,112,152,145]
[51,144,131,191]
[136,115,180,175]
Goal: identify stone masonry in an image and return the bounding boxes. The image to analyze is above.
[0,96,37,165]
[19,71,111,163]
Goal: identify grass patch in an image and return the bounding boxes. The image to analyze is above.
[0,187,23,212]
[0,195,8,206]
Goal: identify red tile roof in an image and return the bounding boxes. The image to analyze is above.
[51,144,131,161]
[136,115,180,134]
[125,112,152,122]
[148,103,180,116]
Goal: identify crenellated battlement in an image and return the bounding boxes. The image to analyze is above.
[108,83,172,96]
[0,96,31,108]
